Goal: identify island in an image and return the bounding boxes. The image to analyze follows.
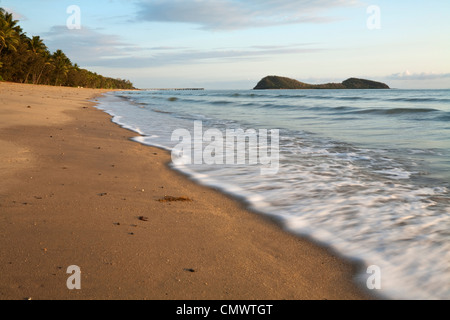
[254,76,390,90]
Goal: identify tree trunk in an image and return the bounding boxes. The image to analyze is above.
[36,64,47,85]
[24,71,31,84]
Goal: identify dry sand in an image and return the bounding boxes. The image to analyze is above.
[0,82,373,300]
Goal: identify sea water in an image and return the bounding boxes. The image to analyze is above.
[95,89,450,300]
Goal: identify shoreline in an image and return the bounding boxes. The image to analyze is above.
[0,82,375,300]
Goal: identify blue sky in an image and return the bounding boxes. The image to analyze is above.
[1,0,449,89]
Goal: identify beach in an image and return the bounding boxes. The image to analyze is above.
[0,82,372,300]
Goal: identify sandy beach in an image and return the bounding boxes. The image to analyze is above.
[0,82,373,300]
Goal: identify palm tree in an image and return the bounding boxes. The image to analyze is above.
[35,52,52,85]
[0,8,3,67]
[0,12,20,54]
[2,10,18,27]
[25,36,49,83]
[29,36,46,55]
[51,49,72,86]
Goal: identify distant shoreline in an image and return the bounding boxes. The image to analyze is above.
[145,88,205,91]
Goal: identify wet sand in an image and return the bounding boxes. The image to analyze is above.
[0,82,373,300]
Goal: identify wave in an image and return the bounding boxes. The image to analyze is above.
[98,91,450,299]
[241,102,259,107]
[352,107,440,115]
[152,109,173,114]
[211,100,234,105]
[280,95,448,103]
[387,97,450,103]
[251,104,442,116]
[256,103,299,110]
[276,94,307,99]
[337,96,375,101]
[332,106,355,111]
[198,92,268,99]
[436,114,450,121]
[314,106,357,112]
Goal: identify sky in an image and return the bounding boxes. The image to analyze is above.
[1,0,449,89]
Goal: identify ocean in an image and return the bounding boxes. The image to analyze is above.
[95,89,450,300]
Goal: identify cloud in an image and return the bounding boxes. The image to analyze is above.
[40,24,322,69]
[1,6,28,21]
[42,26,142,65]
[388,71,450,81]
[148,46,189,50]
[134,0,360,30]
[85,43,322,68]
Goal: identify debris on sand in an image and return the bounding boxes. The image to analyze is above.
[157,196,193,203]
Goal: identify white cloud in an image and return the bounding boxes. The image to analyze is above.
[388,71,450,81]
[134,0,360,30]
[40,24,322,69]
[0,5,27,21]
[42,26,141,65]
[85,43,322,68]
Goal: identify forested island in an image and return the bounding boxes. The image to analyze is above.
[254,76,390,90]
[0,9,135,89]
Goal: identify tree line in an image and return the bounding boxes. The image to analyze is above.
[0,8,135,89]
